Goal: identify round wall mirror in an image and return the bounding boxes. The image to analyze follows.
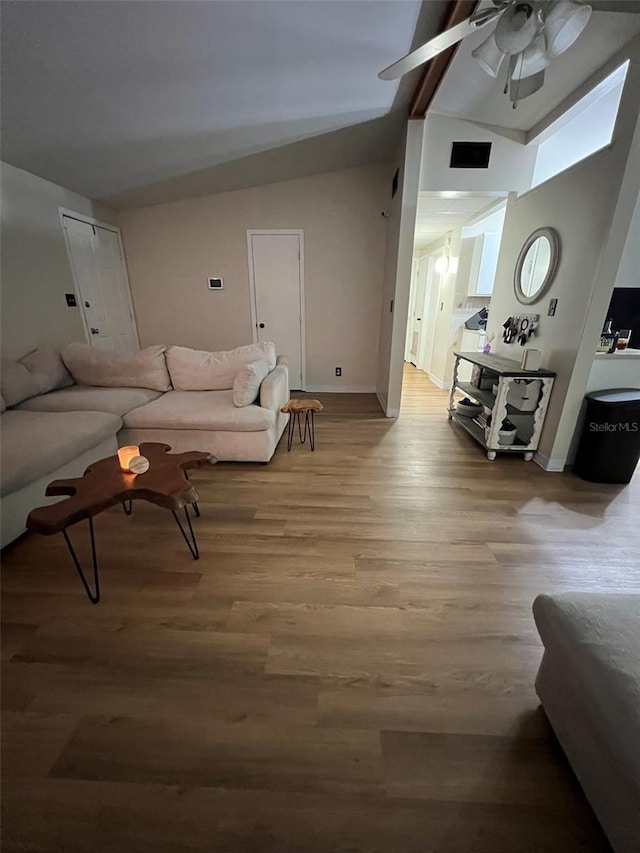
[514,227,559,305]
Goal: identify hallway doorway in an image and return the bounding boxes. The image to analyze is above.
[401,362,449,416]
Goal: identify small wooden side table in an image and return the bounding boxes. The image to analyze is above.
[280,399,323,451]
[26,442,213,603]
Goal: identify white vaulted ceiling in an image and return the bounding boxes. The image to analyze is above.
[1,0,445,206]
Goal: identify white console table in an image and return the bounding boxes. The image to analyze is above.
[448,351,555,461]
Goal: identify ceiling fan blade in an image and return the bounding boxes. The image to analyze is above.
[470,6,505,27]
[378,16,494,81]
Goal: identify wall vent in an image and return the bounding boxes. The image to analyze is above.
[450,142,492,169]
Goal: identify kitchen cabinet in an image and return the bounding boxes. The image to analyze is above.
[459,233,502,297]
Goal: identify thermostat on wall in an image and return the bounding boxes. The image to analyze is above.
[208,277,224,290]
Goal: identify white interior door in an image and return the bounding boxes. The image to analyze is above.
[419,254,440,374]
[405,260,418,361]
[249,231,304,389]
[62,215,138,352]
[407,258,427,366]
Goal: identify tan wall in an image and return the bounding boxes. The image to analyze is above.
[376,121,424,414]
[120,165,388,391]
[1,162,118,360]
[486,38,640,469]
[420,114,537,194]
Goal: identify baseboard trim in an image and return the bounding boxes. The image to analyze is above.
[374,391,398,418]
[305,385,377,394]
[534,450,566,472]
[429,374,452,390]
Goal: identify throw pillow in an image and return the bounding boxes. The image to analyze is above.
[167,342,276,391]
[20,346,73,391]
[1,345,75,407]
[1,358,46,407]
[62,342,171,391]
[232,359,271,407]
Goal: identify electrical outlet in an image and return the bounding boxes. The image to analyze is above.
[65,293,77,307]
[548,298,558,316]
[335,367,342,377]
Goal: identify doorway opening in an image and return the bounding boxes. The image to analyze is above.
[402,193,506,406]
[404,248,445,380]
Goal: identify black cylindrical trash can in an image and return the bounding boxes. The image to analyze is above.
[574,389,640,484]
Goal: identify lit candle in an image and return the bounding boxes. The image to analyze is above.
[118,445,140,472]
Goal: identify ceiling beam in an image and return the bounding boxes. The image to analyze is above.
[409,0,479,119]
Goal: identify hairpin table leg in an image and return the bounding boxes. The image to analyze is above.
[122,499,133,516]
[172,505,200,560]
[306,410,316,451]
[287,412,298,451]
[61,516,100,604]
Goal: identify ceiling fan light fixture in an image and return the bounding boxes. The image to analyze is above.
[494,3,537,54]
[545,1,592,57]
[511,34,551,79]
[472,32,505,78]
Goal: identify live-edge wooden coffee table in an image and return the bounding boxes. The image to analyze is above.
[26,443,213,604]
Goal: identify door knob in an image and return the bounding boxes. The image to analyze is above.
[258,323,265,329]
[90,328,100,335]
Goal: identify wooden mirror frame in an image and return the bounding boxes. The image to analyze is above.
[514,227,560,305]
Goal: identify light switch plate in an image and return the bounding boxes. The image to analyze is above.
[548,298,558,316]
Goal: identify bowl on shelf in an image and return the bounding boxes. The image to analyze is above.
[456,398,483,418]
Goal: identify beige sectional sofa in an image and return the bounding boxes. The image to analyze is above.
[533,592,640,853]
[1,341,289,547]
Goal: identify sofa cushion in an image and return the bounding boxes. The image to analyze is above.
[16,385,162,416]
[1,359,45,407]
[20,346,73,391]
[62,343,171,391]
[1,347,74,407]
[166,342,276,391]
[123,390,275,432]
[1,410,122,496]
[233,359,271,407]
[533,592,640,775]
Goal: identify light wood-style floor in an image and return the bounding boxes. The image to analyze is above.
[3,363,639,852]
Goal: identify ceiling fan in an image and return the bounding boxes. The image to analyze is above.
[379,1,594,107]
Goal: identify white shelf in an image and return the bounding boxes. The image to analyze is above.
[448,353,556,462]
